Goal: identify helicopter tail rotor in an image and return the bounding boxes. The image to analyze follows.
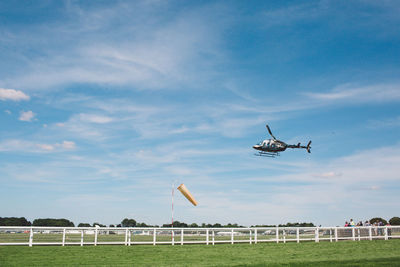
[306,141,312,153]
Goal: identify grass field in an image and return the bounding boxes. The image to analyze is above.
[1,239,400,266]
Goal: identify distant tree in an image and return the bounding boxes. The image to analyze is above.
[174,221,188,227]
[224,223,240,228]
[109,224,115,227]
[201,223,206,228]
[33,218,74,227]
[92,222,106,227]
[0,217,31,226]
[213,223,222,228]
[121,218,136,227]
[279,222,315,227]
[189,223,198,228]
[370,217,388,225]
[136,222,148,227]
[389,217,400,225]
[78,223,91,227]
[162,221,189,227]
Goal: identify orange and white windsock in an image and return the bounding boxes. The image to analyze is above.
[177,183,198,206]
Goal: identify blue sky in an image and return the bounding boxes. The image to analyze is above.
[1,0,399,227]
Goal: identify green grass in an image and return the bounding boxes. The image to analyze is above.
[1,239,400,266]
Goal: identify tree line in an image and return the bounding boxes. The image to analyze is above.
[1,216,400,227]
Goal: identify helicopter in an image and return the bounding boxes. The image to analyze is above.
[253,125,311,157]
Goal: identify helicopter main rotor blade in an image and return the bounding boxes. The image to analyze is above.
[266,125,277,140]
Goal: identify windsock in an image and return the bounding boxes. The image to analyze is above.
[177,183,198,206]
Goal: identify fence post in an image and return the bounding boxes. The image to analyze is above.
[255,229,257,244]
[94,228,98,246]
[296,228,299,243]
[172,229,175,246]
[29,227,33,247]
[125,229,128,246]
[231,229,234,244]
[206,229,209,245]
[315,227,319,243]
[181,229,184,245]
[283,229,286,243]
[81,230,84,246]
[276,227,279,243]
[385,226,388,240]
[212,230,215,245]
[128,230,131,246]
[352,228,355,241]
[335,227,338,242]
[153,229,156,246]
[62,228,66,246]
[249,229,252,244]
[329,229,332,242]
[369,226,372,241]
[358,228,361,241]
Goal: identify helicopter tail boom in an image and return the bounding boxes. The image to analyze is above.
[287,140,311,153]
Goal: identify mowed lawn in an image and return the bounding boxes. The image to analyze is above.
[1,240,400,266]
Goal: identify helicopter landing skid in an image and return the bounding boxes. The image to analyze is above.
[254,152,280,158]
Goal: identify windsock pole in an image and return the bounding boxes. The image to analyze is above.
[172,182,174,228]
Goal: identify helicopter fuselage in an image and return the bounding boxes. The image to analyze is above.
[253,139,287,152]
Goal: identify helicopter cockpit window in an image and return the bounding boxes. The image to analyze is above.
[262,140,268,146]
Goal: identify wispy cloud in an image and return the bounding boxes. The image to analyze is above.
[304,83,400,103]
[0,139,76,153]
[368,115,400,128]
[0,88,30,101]
[260,1,400,38]
[261,2,325,27]
[78,113,113,124]
[19,110,35,122]
[1,1,225,91]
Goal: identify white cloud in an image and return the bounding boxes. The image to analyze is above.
[312,172,342,178]
[251,145,400,184]
[368,116,400,129]
[78,113,113,124]
[50,113,114,141]
[0,139,76,153]
[262,2,324,27]
[19,110,35,122]
[0,88,30,101]
[59,141,76,149]
[2,2,224,91]
[36,144,55,151]
[5,110,11,114]
[305,83,400,103]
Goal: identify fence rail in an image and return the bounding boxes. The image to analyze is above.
[1,226,399,246]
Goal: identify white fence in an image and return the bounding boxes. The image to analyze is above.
[0,226,399,246]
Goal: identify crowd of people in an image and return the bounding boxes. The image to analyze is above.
[344,219,390,227]
[344,219,391,236]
